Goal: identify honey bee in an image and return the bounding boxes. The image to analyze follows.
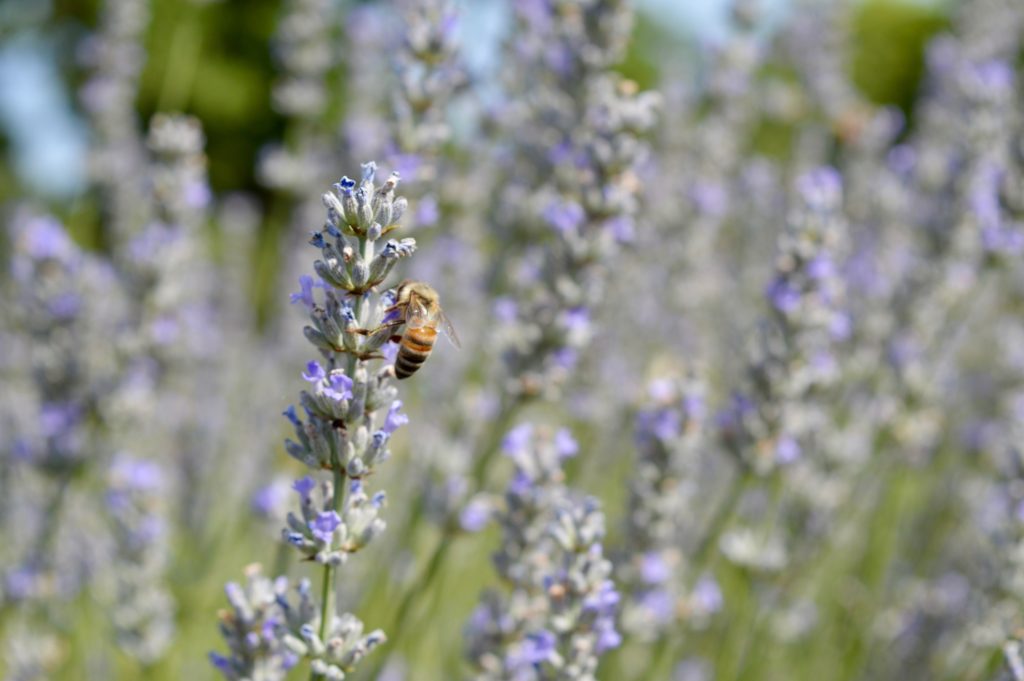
[389,281,460,379]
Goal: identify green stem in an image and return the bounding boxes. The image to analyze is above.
[316,562,334,639]
[331,463,346,516]
[311,438,348,681]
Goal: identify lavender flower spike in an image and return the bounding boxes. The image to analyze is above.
[721,166,848,475]
[103,455,175,663]
[466,426,621,680]
[213,162,420,678]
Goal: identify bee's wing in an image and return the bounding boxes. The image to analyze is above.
[406,297,433,329]
[439,312,462,349]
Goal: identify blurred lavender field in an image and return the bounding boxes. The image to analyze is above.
[2,0,1024,679]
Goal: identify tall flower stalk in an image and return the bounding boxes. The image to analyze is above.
[719,166,849,478]
[2,213,123,584]
[493,0,659,402]
[390,0,464,187]
[79,0,150,245]
[258,0,335,197]
[102,455,175,663]
[211,162,416,680]
[1,211,125,675]
[618,374,723,640]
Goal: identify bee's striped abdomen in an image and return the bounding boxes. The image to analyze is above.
[395,326,436,379]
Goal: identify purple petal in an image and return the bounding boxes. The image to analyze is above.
[382,401,409,434]
[302,361,326,383]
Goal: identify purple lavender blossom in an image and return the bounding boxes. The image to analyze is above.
[691,576,724,614]
[415,195,440,227]
[605,215,636,242]
[794,165,843,210]
[689,180,729,217]
[553,428,579,459]
[293,476,317,499]
[775,436,801,465]
[252,479,292,520]
[383,401,409,435]
[543,200,586,234]
[459,496,492,533]
[502,423,535,456]
[322,373,354,402]
[302,361,327,383]
[508,630,557,670]
[561,307,590,335]
[640,552,672,584]
[494,297,519,324]
[637,407,682,442]
[19,215,77,262]
[290,275,317,308]
[766,278,802,314]
[309,511,342,543]
[640,588,676,624]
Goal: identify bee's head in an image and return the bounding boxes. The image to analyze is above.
[397,280,439,305]
[394,279,414,304]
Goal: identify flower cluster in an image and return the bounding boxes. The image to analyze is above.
[270,0,333,121]
[210,564,386,681]
[283,477,387,565]
[212,162,414,678]
[102,455,175,663]
[390,0,465,185]
[618,375,723,637]
[719,167,848,475]
[257,0,335,196]
[4,213,117,475]
[119,113,215,365]
[465,425,622,680]
[493,0,661,400]
[78,0,149,243]
[209,565,306,680]
[146,113,211,237]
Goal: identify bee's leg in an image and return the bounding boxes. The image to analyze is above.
[359,320,403,337]
[389,335,402,343]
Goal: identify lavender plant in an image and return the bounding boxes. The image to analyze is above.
[718,166,848,478]
[2,212,123,597]
[78,0,150,245]
[211,162,413,679]
[465,425,621,680]
[389,0,465,187]
[381,2,662,638]
[1,211,126,676]
[617,374,722,639]
[258,0,335,197]
[493,0,660,401]
[101,455,175,663]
